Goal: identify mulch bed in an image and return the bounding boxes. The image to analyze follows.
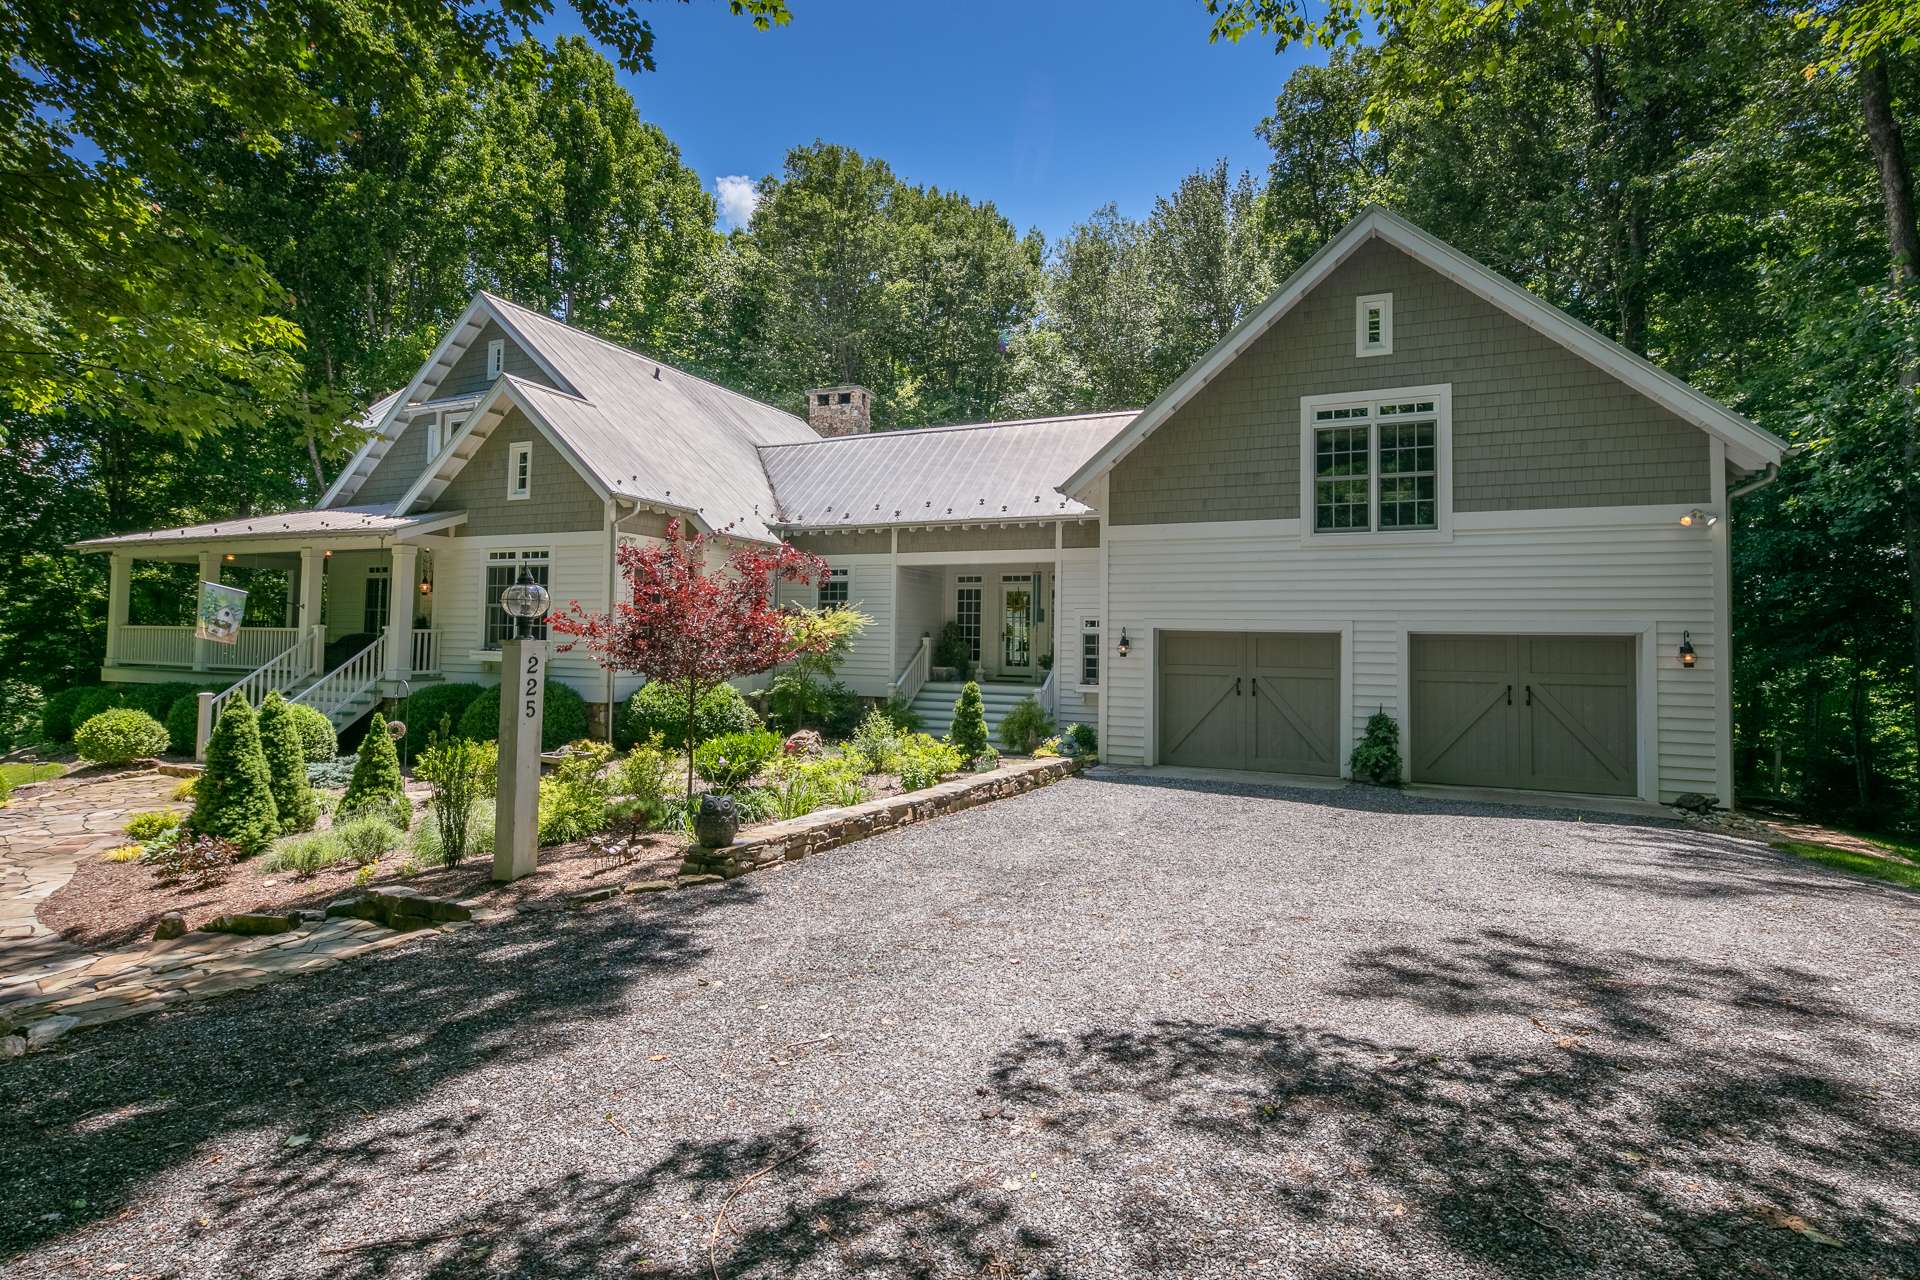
[41,829,692,950]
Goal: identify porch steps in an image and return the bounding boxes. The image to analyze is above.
[909,681,1039,741]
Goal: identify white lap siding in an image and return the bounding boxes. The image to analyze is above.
[428,530,610,701]
[773,553,897,698]
[1102,508,1722,804]
[895,567,944,685]
[1054,552,1100,728]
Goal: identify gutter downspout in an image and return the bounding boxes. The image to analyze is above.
[1728,459,1782,500]
[605,498,624,744]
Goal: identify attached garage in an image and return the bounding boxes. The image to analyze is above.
[1410,634,1637,796]
[1158,631,1341,775]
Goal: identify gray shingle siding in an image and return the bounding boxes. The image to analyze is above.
[435,320,552,400]
[430,408,604,535]
[898,525,1056,553]
[1062,521,1101,548]
[353,414,432,507]
[1109,239,1710,525]
[785,530,890,555]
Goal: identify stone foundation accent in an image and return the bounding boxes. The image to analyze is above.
[681,756,1079,880]
[326,888,472,931]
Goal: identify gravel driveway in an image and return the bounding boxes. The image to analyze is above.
[3,773,1917,1278]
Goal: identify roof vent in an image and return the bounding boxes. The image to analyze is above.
[805,385,872,437]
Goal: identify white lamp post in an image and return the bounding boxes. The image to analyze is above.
[493,569,551,882]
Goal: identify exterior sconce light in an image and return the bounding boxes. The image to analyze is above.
[1679,631,1696,668]
[323,549,332,558]
[1116,628,1131,659]
[418,579,432,596]
[1679,509,1718,528]
[223,552,236,562]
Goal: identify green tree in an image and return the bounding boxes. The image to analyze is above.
[460,37,721,357]
[257,692,320,834]
[190,698,280,853]
[948,682,991,762]
[339,713,407,823]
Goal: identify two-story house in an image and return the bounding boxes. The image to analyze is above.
[75,209,1784,806]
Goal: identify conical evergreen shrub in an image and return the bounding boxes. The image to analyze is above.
[189,697,280,853]
[948,681,990,761]
[257,692,319,833]
[338,712,408,825]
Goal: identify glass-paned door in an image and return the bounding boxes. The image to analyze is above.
[1000,575,1033,673]
[955,577,982,665]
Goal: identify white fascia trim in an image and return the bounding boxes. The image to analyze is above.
[1059,207,1788,493]
[392,379,614,515]
[471,294,580,399]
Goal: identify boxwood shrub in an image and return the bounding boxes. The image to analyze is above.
[456,681,588,752]
[73,707,171,765]
[39,687,91,744]
[624,681,758,749]
[398,683,486,741]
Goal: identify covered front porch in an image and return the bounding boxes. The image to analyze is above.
[73,507,468,749]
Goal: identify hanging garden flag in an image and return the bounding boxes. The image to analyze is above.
[195,581,248,645]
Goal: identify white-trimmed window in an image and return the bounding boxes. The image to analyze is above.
[955,576,983,663]
[1301,385,1451,541]
[507,441,532,500]
[424,415,442,459]
[484,549,549,648]
[1081,619,1100,687]
[1356,293,1393,357]
[486,338,506,380]
[363,565,391,635]
[818,567,849,609]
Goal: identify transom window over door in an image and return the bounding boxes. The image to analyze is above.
[1301,384,1452,541]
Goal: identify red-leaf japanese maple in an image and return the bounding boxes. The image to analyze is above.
[550,519,832,797]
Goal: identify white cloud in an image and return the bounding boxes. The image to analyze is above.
[715,175,760,230]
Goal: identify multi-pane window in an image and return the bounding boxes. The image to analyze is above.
[486,338,505,379]
[1311,397,1441,534]
[1313,421,1372,532]
[484,549,549,648]
[1356,293,1393,356]
[1081,619,1100,687]
[818,567,848,609]
[955,576,982,663]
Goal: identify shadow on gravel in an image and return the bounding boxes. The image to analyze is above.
[1554,827,1920,906]
[985,928,1920,1279]
[0,886,743,1261]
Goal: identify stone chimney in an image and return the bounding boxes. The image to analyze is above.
[807,385,872,437]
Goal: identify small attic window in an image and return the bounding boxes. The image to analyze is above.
[1356,294,1393,357]
[486,338,505,379]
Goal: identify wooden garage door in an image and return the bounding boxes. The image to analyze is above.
[1410,634,1636,796]
[1159,632,1340,775]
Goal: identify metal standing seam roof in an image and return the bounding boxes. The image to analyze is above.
[69,506,462,550]
[757,411,1138,530]
[471,294,819,542]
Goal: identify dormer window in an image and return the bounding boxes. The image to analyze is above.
[486,338,505,380]
[1356,293,1393,357]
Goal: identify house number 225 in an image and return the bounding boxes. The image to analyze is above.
[524,653,542,718]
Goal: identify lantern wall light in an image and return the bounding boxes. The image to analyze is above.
[1116,628,1131,658]
[1679,631,1696,668]
[1678,509,1718,528]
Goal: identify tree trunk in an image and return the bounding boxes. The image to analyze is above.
[1850,664,1872,814]
[685,678,699,802]
[1861,52,1920,776]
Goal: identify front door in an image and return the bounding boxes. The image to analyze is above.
[997,575,1034,679]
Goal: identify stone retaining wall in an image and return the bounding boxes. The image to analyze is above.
[681,756,1080,880]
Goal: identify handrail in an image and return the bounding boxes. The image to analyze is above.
[195,626,324,759]
[296,628,388,726]
[888,635,932,706]
[1036,667,1058,719]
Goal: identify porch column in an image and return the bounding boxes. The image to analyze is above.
[193,549,219,673]
[298,546,325,673]
[105,551,131,668]
[384,543,418,683]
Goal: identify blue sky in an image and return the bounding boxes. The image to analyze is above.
[545,2,1316,243]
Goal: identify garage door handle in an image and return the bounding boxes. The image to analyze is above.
[1525,684,1533,706]
[1250,677,1258,696]
[1234,677,1242,695]
[1505,684,1511,706]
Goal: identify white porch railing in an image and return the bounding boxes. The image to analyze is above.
[195,626,326,758]
[117,625,195,668]
[115,625,306,671]
[298,629,387,727]
[411,628,441,676]
[1036,667,1058,720]
[888,635,931,706]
